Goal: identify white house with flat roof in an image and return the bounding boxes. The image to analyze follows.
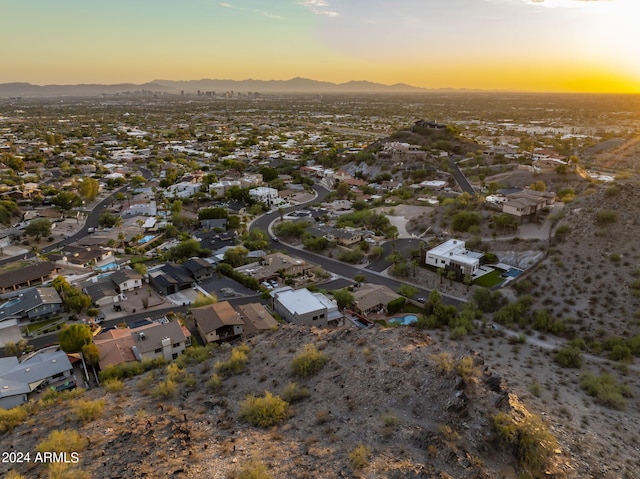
[273,287,341,328]
[425,239,482,276]
[249,187,282,207]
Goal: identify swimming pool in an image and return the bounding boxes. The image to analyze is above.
[95,262,118,272]
[139,235,155,244]
[389,314,419,326]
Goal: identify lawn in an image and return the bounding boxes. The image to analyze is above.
[402,303,424,314]
[24,317,63,334]
[473,269,504,288]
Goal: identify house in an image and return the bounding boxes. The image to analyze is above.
[110,269,144,293]
[61,246,114,269]
[81,277,123,307]
[209,180,241,198]
[239,252,316,285]
[193,301,244,343]
[0,261,59,293]
[200,218,228,231]
[425,239,483,277]
[272,287,341,328]
[0,287,63,323]
[351,284,402,316]
[132,320,191,362]
[380,180,403,192]
[149,263,194,295]
[165,181,203,199]
[0,350,74,409]
[184,257,215,282]
[249,187,282,207]
[502,189,556,222]
[234,303,278,335]
[94,328,138,369]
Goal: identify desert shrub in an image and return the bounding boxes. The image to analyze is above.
[71,399,105,423]
[430,352,454,374]
[175,344,215,368]
[348,443,371,470]
[281,382,310,403]
[381,411,399,427]
[386,297,406,315]
[438,424,460,442]
[104,378,125,393]
[227,459,274,479]
[5,471,27,479]
[240,391,290,427]
[99,357,165,381]
[554,347,583,368]
[554,224,571,242]
[580,372,632,410]
[151,379,178,399]
[39,388,85,407]
[0,406,27,433]
[37,429,87,454]
[215,344,250,377]
[456,356,479,380]
[595,209,617,225]
[529,381,542,397]
[291,344,327,377]
[493,412,558,477]
[207,373,223,391]
[451,211,481,232]
[337,249,364,264]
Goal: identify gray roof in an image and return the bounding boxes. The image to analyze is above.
[0,287,62,321]
[110,269,143,285]
[0,350,72,396]
[132,321,187,354]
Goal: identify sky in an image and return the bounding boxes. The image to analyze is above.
[1,0,638,93]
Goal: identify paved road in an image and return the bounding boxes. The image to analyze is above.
[448,157,476,195]
[250,185,463,308]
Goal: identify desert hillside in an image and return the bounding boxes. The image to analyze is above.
[0,325,570,479]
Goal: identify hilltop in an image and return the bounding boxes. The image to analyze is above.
[0,325,571,479]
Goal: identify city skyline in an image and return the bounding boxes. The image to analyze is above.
[1,0,638,93]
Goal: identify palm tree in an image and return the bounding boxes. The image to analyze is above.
[437,267,445,284]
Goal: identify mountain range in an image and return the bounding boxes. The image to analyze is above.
[0,77,428,98]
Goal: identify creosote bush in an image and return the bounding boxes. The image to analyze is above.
[71,398,105,423]
[348,443,371,471]
[493,412,558,477]
[215,344,250,377]
[0,406,27,433]
[291,344,327,377]
[227,459,274,479]
[37,429,87,454]
[152,379,178,399]
[281,382,310,403]
[456,356,479,381]
[207,373,223,391]
[104,378,125,393]
[430,352,454,374]
[580,372,632,410]
[240,391,290,428]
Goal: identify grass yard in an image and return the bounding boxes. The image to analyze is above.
[473,269,504,288]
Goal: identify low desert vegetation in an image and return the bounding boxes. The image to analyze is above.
[104,378,125,393]
[493,412,558,477]
[580,372,632,410]
[71,398,105,423]
[240,391,290,428]
[0,406,27,433]
[430,352,455,374]
[215,344,251,377]
[348,443,371,471]
[227,459,274,479]
[291,344,327,377]
[281,381,310,403]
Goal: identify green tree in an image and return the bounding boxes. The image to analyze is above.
[77,177,99,202]
[82,343,100,367]
[4,339,31,358]
[59,324,93,353]
[224,246,249,267]
[98,212,119,228]
[398,284,419,298]
[333,288,355,310]
[53,191,82,210]
[24,218,52,239]
[65,292,92,313]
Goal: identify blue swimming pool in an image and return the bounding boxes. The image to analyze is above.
[503,268,522,278]
[389,314,419,326]
[95,262,118,272]
[139,235,155,244]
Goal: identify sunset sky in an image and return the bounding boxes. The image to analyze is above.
[1,0,638,93]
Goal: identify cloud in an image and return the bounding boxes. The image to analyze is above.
[298,0,339,17]
[521,0,611,7]
[218,2,281,19]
